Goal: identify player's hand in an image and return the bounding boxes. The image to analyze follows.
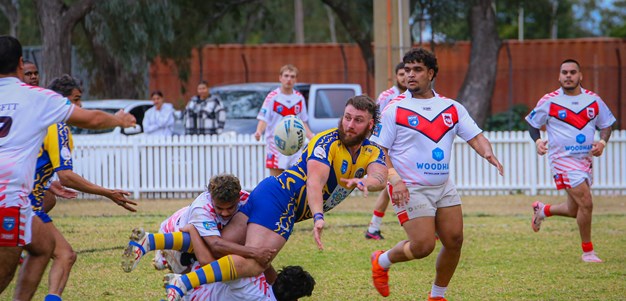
[254,131,262,141]
[535,139,548,155]
[48,181,78,199]
[485,154,504,176]
[251,247,277,267]
[340,178,369,197]
[390,181,409,206]
[107,189,138,212]
[591,141,605,157]
[115,109,137,128]
[313,219,325,251]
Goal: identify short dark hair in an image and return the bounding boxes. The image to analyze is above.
[273,266,315,301]
[207,174,241,204]
[151,90,163,98]
[395,62,405,74]
[561,59,581,70]
[23,59,37,67]
[198,80,209,87]
[47,74,81,97]
[0,36,22,74]
[403,48,439,80]
[345,94,379,129]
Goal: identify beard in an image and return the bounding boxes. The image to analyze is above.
[397,81,407,91]
[337,119,370,148]
[561,79,580,91]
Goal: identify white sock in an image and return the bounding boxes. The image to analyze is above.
[368,215,383,233]
[430,283,447,298]
[378,251,392,269]
[539,206,546,218]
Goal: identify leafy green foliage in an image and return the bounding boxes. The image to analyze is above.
[484,104,530,131]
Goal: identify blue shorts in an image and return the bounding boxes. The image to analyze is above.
[240,176,297,240]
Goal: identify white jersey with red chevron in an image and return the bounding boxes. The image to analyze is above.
[525,87,616,175]
[187,269,276,301]
[0,77,74,208]
[257,88,309,168]
[377,85,402,111]
[371,91,482,186]
[174,190,249,238]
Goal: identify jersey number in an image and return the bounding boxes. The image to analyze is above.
[0,116,13,138]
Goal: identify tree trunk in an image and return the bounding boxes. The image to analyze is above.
[294,0,304,44]
[34,0,95,85]
[457,0,501,128]
[0,0,20,37]
[321,0,374,78]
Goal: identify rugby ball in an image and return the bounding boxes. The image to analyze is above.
[273,115,305,156]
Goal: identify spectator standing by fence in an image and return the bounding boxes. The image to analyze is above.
[143,90,175,136]
[184,81,225,135]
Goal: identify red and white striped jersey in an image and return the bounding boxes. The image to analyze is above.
[377,85,401,111]
[187,268,276,300]
[257,88,308,143]
[178,190,249,237]
[0,77,74,209]
[371,90,482,186]
[526,87,616,174]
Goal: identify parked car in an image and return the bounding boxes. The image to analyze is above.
[71,100,154,135]
[210,82,362,134]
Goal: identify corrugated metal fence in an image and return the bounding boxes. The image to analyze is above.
[73,131,626,199]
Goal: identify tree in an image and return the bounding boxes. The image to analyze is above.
[0,0,19,37]
[33,0,95,84]
[456,0,501,127]
[320,0,374,77]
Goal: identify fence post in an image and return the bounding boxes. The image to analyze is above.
[132,136,141,200]
[528,135,538,196]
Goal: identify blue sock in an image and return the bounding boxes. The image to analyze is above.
[44,294,62,301]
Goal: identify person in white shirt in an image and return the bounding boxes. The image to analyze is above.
[365,61,407,241]
[0,35,136,297]
[254,64,314,176]
[369,48,503,300]
[526,59,616,263]
[143,90,175,136]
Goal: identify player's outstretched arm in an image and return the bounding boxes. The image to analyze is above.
[340,163,387,197]
[467,133,504,176]
[56,169,137,212]
[203,234,276,267]
[66,107,136,130]
[306,160,331,251]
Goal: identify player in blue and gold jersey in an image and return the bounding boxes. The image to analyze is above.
[18,75,138,301]
[163,95,388,301]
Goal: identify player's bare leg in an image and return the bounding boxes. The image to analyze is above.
[14,217,55,300]
[433,205,463,291]
[47,223,77,297]
[0,247,22,293]
[391,217,437,262]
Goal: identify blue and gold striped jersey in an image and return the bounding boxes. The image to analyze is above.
[276,128,386,222]
[29,122,74,210]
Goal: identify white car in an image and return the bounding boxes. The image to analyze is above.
[71,99,155,135]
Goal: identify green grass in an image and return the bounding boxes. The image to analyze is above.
[2,195,625,300]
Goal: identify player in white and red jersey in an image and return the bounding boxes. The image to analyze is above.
[122,174,275,275]
[254,64,314,176]
[526,59,616,263]
[0,36,136,296]
[368,48,503,300]
[364,62,407,240]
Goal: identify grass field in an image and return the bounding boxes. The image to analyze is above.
[2,194,625,301]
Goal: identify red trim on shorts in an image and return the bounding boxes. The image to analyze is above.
[397,210,409,225]
[553,173,571,190]
[0,206,20,247]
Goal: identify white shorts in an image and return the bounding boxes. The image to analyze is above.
[392,179,461,225]
[553,170,592,190]
[265,145,300,170]
[0,205,33,247]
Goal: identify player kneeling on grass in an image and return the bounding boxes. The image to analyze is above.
[121,174,275,274]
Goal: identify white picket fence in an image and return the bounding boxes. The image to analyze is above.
[72,131,626,199]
